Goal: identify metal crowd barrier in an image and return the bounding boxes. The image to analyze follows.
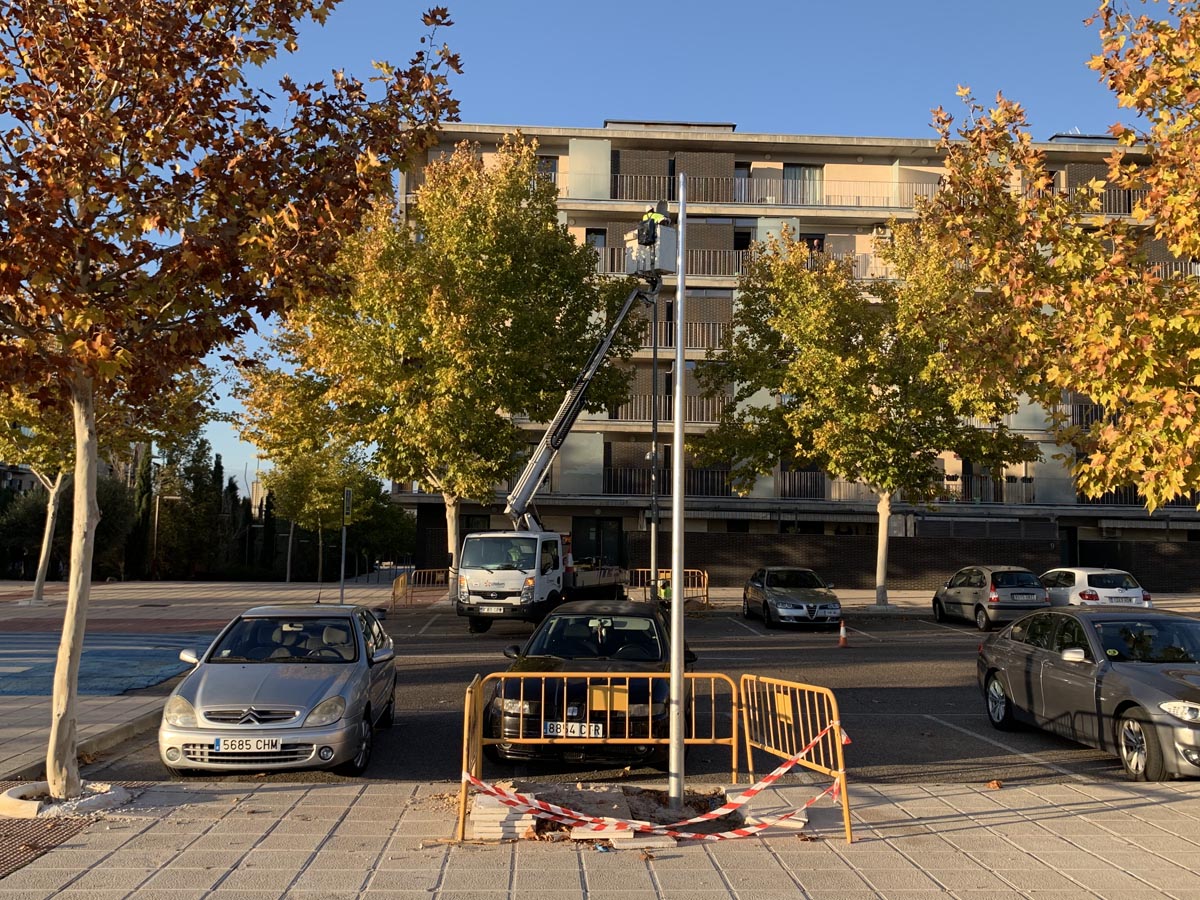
[627,568,710,609]
[391,567,449,611]
[739,674,853,843]
[457,670,738,841]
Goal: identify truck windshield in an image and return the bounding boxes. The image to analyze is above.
[460,535,538,570]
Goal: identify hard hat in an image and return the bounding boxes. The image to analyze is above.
[645,204,655,213]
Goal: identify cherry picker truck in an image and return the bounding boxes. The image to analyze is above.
[454,212,677,633]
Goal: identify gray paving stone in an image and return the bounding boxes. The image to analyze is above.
[286,868,368,892]
[306,848,379,870]
[651,868,730,891]
[857,868,942,890]
[64,867,157,891]
[238,849,313,869]
[374,847,448,870]
[169,849,247,868]
[214,868,298,892]
[140,867,227,890]
[993,868,1087,891]
[124,889,209,900]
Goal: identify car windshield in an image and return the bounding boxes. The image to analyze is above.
[1093,619,1200,663]
[207,617,358,664]
[1087,572,1140,590]
[765,569,824,589]
[460,535,537,570]
[526,614,663,662]
[993,571,1041,588]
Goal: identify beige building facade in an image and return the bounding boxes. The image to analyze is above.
[393,120,1200,581]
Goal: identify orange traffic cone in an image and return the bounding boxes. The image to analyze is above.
[838,619,849,648]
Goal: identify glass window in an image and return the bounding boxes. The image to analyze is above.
[993,570,1041,588]
[1017,614,1055,650]
[1094,619,1200,663]
[950,570,971,588]
[1052,618,1093,659]
[1087,571,1140,590]
[765,569,823,589]
[209,616,357,663]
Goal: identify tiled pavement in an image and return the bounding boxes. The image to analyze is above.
[2,778,1200,899]
[3,580,1200,898]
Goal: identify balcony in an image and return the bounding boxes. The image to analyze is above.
[595,245,859,279]
[782,472,1040,504]
[604,466,731,497]
[639,320,728,351]
[607,394,729,424]
[608,174,938,210]
[1077,485,1200,508]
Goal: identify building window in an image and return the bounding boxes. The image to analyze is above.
[783,164,823,205]
[734,162,752,202]
[537,155,558,178]
[585,228,606,249]
[727,519,750,533]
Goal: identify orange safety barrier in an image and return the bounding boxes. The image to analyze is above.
[739,674,853,843]
[627,568,709,610]
[391,568,449,611]
[458,670,738,841]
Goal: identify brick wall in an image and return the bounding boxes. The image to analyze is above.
[613,149,670,201]
[686,222,732,251]
[678,151,733,202]
[627,532,1063,590]
[1079,540,1200,592]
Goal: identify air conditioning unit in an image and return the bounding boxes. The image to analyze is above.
[1101,526,1121,539]
[872,224,892,239]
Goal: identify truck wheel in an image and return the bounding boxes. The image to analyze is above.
[467,616,492,634]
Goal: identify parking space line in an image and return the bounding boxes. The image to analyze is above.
[728,618,763,636]
[417,615,440,636]
[923,714,1090,781]
[915,621,985,636]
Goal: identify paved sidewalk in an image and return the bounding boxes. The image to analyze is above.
[2,777,1199,898]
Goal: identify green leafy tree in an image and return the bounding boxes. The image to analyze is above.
[696,230,1035,605]
[257,136,638,582]
[0,0,457,798]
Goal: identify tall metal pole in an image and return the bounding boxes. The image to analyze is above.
[649,279,660,600]
[668,174,687,809]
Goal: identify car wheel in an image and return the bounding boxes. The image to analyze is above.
[1117,708,1167,781]
[742,593,751,619]
[378,677,396,728]
[985,674,1017,731]
[974,607,992,632]
[761,601,777,629]
[467,616,492,634]
[932,599,945,623]
[336,716,374,776]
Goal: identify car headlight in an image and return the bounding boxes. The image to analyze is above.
[1160,701,1200,723]
[500,698,539,715]
[458,575,469,601]
[163,695,197,728]
[304,696,347,727]
[521,576,535,603]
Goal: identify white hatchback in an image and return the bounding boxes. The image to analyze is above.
[1040,567,1153,608]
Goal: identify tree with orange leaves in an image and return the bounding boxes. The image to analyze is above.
[0,0,459,800]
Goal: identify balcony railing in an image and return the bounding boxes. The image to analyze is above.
[784,473,1040,504]
[1077,485,1200,508]
[608,174,938,209]
[608,394,729,424]
[604,466,731,497]
[780,471,828,500]
[639,320,728,350]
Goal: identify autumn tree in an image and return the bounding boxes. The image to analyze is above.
[0,0,458,800]
[696,230,1035,605]
[248,137,638,581]
[912,55,1200,511]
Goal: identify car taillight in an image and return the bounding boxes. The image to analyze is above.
[988,584,1000,603]
[1143,591,1152,605]
[1079,589,1100,603]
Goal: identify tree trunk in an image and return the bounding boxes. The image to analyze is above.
[285,519,295,583]
[443,492,460,586]
[316,519,324,583]
[31,471,70,606]
[46,375,99,800]
[874,490,892,607]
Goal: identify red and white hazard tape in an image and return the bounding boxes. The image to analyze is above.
[464,724,851,842]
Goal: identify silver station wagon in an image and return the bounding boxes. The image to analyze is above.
[158,604,395,776]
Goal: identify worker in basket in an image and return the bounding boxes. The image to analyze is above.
[638,201,670,246]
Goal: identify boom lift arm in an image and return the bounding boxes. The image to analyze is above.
[505,278,658,531]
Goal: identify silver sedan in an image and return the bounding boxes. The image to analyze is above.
[978,607,1200,781]
[743,566,841,628]
[158,604,395,776]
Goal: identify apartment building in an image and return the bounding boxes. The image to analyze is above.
[394,120,1200,590]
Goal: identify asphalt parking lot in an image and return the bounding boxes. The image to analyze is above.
[80,607,1128,788]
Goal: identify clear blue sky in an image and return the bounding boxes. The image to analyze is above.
[208,0,1128,489]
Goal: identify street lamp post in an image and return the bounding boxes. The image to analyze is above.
[649,278,661,601]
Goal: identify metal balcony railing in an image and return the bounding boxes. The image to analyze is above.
[638,320,728,350]
[779,471,828,500]
[607,394,729,424]
[603,466,731,497]
[608,174,938,209]
[1077,485,1200,508]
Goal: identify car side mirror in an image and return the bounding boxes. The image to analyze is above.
[371,646,395,665]
[826,582,835,590]
[1061,647,1087,664]
[179,649,198,665]
[503,644,521,659]
[944,579,952,588]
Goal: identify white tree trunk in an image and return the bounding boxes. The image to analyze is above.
[46,375,99,800]
[874,490,892,607]
[30,470,70,606]
[285,519,295,583]
[444,493,460,586]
